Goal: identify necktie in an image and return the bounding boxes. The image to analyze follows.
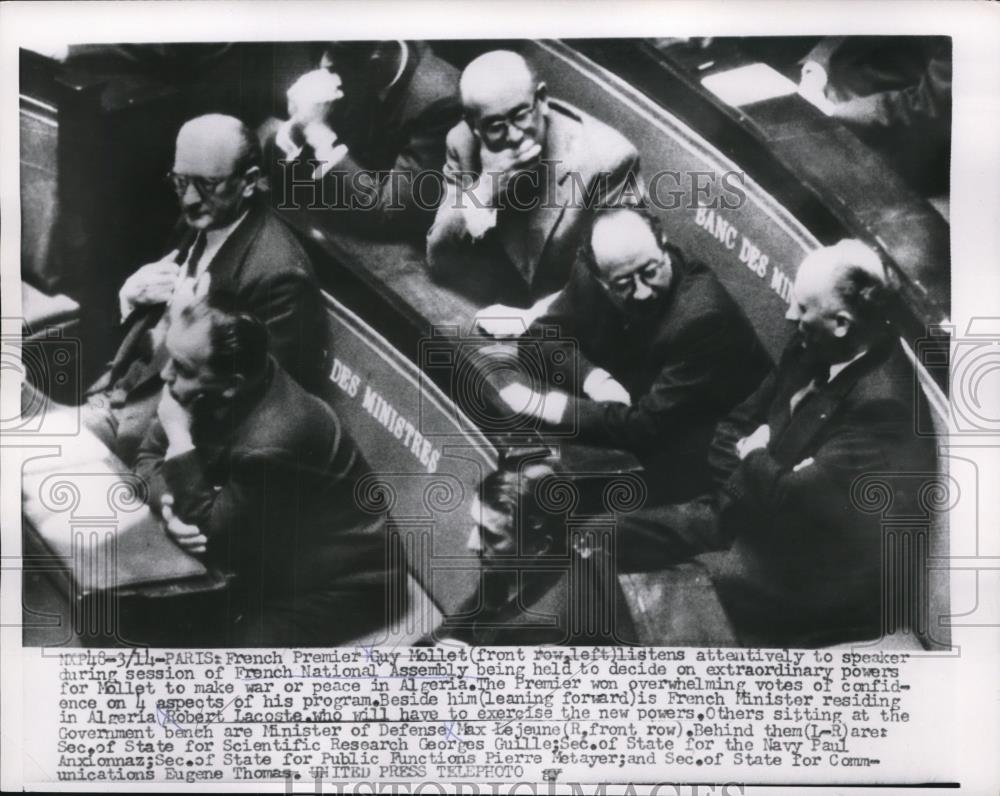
[184,231,207,278]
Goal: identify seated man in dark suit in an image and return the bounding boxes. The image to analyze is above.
[427,50,644,307]
[270,40,461,235]
[494,207,772,502]
[621,239,938,647]
[133,290,399,646]
[433,455,636,646]
[81,113,328,466]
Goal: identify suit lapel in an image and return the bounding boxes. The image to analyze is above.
[101,225,198,386]
[110,210,259,397]
[524,112,579,289]
[769,346,883,463]
[496,109,580,289]
[207,203,262,287]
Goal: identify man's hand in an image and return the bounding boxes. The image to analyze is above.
[798,62,835,115]
[287,69,344,127]
[476,139,544,204]
[161,495,207,556]
[583,368,631,405]
[119,257,181,316]
[737,424,771,460]
[157,385,195,457]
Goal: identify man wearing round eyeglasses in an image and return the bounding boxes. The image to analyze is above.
[498,207,772,503]
[427,50,644,308]
[81,113,327,465]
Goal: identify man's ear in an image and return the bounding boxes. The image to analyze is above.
[536,82,549,112]
[463,111,481,141]
[833,309,853,338]
[221,373,246,401]
[241,166,260,198]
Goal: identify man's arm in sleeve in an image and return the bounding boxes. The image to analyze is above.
[243,269,326,386]
[595,144,646,209]
[831,51,951,130]
[155,446,271,539]
[554,310,753,450]
[133,419,172,515]
[426,125,494,276]
[524,265,604,393]
[706,368,779,489]
[724,397,903,531]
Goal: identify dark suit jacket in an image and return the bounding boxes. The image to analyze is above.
[705,334,938,647]
[133,360,396,645]
[426,99,643,307]
[437,554,637,646]
[529,249,773,501]
[278,41,461,236]
[95,199,328,398]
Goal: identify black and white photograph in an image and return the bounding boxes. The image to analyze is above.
[1,1,997,793]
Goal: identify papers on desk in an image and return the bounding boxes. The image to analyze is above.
[21,408,206,593]
[701,62,799,107]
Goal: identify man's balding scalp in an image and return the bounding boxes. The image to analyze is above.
[177,113,260,172]
[460,50,537,107]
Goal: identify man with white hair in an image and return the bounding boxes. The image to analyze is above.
[426,50,644,307]
[620,239,937,647]
[83,113,328,465]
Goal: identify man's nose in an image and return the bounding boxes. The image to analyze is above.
[632,276,653,301]
[181,182,201,206]
[505,122,525,147]
[466,527,482,555]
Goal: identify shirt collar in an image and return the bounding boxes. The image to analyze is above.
[204,208,249,250]
[828,347,869,382]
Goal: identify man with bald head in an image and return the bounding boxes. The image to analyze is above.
[427,50,644,307]
[499,206,771,501]
[619,239,938,647]
[84,113,327,464]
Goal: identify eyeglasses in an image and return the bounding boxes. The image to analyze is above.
[603,256,669,297]
[166,171,236,199]
[476,89,541,146]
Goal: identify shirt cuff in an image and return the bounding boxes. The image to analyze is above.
[583,368,613,395]
[540,391,569,426]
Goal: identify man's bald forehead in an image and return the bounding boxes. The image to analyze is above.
[175,114,250,173]
[591,209,658,265]
[460,50,536,107]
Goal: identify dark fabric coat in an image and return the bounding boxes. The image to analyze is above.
[133,360,398,646]
[705,335,939,646]
[529,248,773,502]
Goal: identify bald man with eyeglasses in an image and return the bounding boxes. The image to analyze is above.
[81,114,328,465]
[426,50,645,308]
[502,207,772,503]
